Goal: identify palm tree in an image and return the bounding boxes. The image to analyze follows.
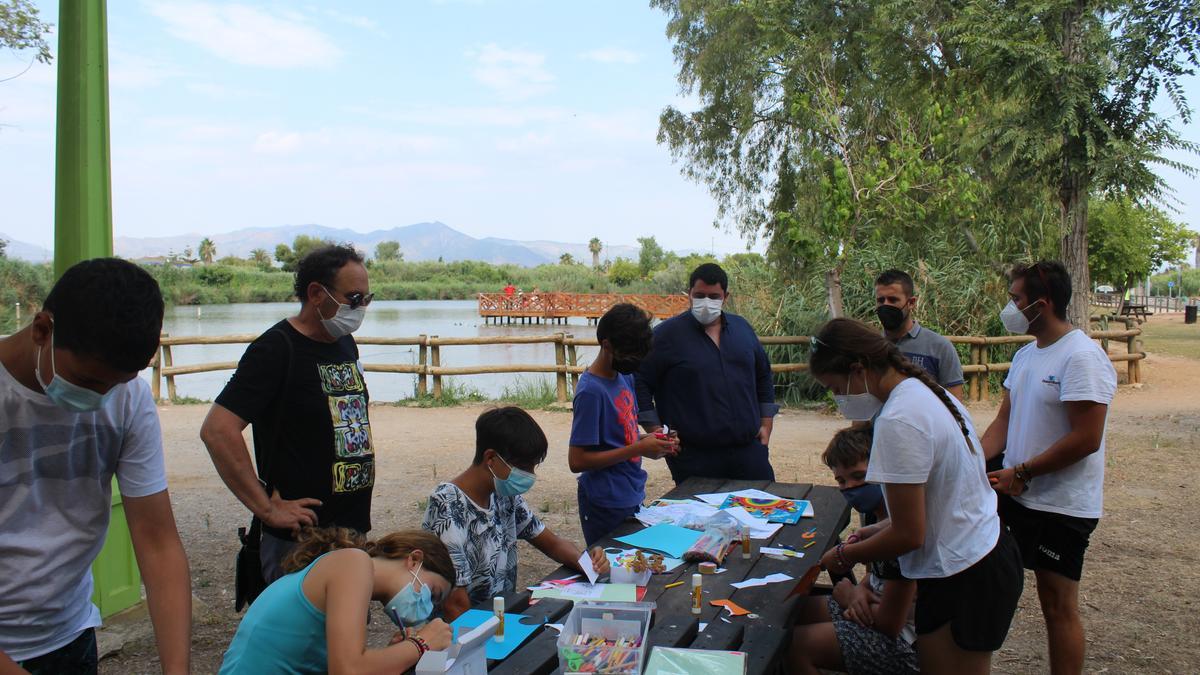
[198,238,216,265]
[588,237,602,268]
[250,248,272,269]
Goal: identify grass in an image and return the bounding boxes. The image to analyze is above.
[402,379,488,408]
[497,377,560,409]
[1141,317,1200,360]
[169,395,211,405]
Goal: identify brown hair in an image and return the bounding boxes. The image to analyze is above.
[822,424,874,470]
[282,527,456,585]
[809,318,976,453]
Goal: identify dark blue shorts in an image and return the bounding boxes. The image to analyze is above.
[577,483,640,546]
[19,628,98,675]
[665,439,775,484]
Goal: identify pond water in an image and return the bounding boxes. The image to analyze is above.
[145,300,600,401]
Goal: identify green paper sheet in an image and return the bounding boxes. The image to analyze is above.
[530,582,637,602]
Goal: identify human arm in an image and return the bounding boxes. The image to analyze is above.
[323,552,452,675]
[568,435,677,472]
[528,529,611,576]
[124,490,191,675]
[634,334,665,432]
[821,484,926,574]
[441,587,472,623]
[937,337,966,402]
[979,391,1011,461]
[752,335,779,445]
[869,578,917,639]
[945,383,965,401]
[200,404,321,532]
[757,416,774,447]
[989,400,1108,496]
[0,651,28,674]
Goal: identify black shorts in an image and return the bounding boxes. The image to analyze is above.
[998,494,1098,582]
[915,530,1023,652]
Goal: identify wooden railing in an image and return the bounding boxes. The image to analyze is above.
[477,292,690,323]
[150,320,1145,404]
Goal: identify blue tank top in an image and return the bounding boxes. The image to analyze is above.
[219,554,330,674]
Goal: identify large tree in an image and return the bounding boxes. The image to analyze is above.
[1088,196,1195,311]
[198,237,216,265]
[637,236,666,278]
[374,240,402,262]
[956,0,1200,326]
[588,237,603,268]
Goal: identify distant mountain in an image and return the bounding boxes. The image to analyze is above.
[0,233,52,263]
[111,222,651,267]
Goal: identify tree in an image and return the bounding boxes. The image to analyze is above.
[1088,197,1195,311]
[198,238,216,265]
[607,258,640,286]
[636,237,666,278]
[274,235,335,271]
[375,240,402,262]
[250,247,272,270]
[0,237,6,259]
[1,0,52,66]
[588,237,603,268]
[956,1,1200,327]
[559,253,576,266]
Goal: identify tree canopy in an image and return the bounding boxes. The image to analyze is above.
[1088,197,1195,301]
[0,0,52,66]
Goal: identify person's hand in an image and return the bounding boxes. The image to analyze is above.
[589,547,611,575]
[846,582,876,627]
[634,433,678,460]
[389,630,406,646]
[416,619,452,652]
[831,578,855,608]
[987,468,1026,496]
[757,424,772,447]
[820,546,851,575]
[260,489,322,534]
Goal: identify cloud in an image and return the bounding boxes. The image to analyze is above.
[146,1,342,68]
[251,128,447,156]
[495,131,554,152]
[321,8,383,34]
[344,104,567,128]
[186,82,268,100]
[579,47,641,65]
[253,130,303,154]
[468,44,553,99]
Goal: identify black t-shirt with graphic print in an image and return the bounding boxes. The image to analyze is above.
[216,319,374,540]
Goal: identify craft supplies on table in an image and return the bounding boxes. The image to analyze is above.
[683,511,743,563]
[449,609,539,660]
[557,601,655,675]
[643,647,748,675]
[531,582,638,603]
[614,523,702,559]
[418,615,497,674]
[729,572,795,590]
[605,548,684,575]
[719,495,813,524]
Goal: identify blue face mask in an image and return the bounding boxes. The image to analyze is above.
[490,454,536,497]
[35,333,111,413]
[841,483,884,515]
[384,561,434,628]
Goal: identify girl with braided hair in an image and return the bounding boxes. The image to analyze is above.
[808,318,1022,674]
[220,527,455,674]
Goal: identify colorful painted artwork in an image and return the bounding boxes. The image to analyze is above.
[719,496,807,524]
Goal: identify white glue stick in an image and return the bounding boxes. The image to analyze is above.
[494,596,505,642]
[692,574,702,615]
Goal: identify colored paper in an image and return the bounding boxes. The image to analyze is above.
[645,647,748,675]
[531,582,638,603]
[760,546,805,559]
[614,524,703,558]
[605,547,685,573]
[729,572,795,589]
[709,599,751,616]
[450,609,539,661]
[698,489,816,518]
[578,550,599,585]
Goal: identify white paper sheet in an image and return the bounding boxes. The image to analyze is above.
[721,506,783,539]
[634,501,718,528]
[729,572,795,590]
[578,550,599,584]
[694,488,783,505]
[759,546,805,559]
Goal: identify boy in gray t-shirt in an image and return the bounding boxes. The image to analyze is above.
[874,269,965,399]
[0,259,191,673]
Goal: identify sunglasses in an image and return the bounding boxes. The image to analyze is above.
[324,285,375,310]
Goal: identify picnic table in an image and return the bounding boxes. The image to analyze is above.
[469,477,851,674]
[1120,303,1151,321]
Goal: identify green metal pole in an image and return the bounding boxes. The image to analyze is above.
[55,0,140,618]
[54,0,113,277]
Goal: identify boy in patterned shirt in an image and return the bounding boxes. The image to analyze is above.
[423,407,609,619]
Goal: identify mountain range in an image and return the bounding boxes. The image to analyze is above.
[2,222,644,267]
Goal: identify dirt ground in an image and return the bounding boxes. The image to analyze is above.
[100,316,1200,673]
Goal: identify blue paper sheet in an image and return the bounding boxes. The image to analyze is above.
[451,609,540,660]
[614,523,703,559]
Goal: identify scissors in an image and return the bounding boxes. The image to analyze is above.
[801,528,819,540]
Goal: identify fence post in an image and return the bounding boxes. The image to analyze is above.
[969,343,982,402]
[1124,318,1142,385]
[978,341,990,403]
[431,336,442,400]
[162,342,176,402]
[1099,314,1110,353]
[555,333,568,403]
[566,334,579,393]
[417,334,428,397]
[151,332,167,402]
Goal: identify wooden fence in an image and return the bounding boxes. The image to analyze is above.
[477,292,690,324]
[150,320,1144,404]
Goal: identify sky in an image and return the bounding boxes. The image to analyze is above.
[1,1,1198,259]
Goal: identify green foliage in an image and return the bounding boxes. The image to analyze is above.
[607,258,641,287]
[198,238,216,264]
[498,377,559,409]
[0,238,6,258]
[588,237,603,268]
[0,258,51,332]
[1150,267,1200,297]
[0,0,52,64]
[275,235,337,271]
[559,253,576,266]
[250,248,273,271]
[374,240,402,262]
[1088,197,1195,295]
[637,237,666,278]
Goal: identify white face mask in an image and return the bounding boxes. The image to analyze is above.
[318,286,366,338]
[833,372,884,421]
[1000,299,1041,334]
[691,297,723,325]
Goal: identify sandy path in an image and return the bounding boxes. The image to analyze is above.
[101,347,1200,673]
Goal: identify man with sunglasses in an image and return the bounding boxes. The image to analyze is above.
[202,244,377,583]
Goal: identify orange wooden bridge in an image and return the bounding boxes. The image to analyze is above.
[478,292,690,324]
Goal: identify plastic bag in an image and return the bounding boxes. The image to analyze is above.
[644,647,747,675]
[682,512,742,564]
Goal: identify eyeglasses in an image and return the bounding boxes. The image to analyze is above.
[809,335,827,352]
[343,291,374,310]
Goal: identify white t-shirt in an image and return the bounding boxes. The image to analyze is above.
[867,378,999,579]
[1003,329,1117,519]
[0,363,167,662]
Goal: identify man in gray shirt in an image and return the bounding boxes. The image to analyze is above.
[874,269,965,400]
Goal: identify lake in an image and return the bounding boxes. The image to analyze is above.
[146,300,600,401]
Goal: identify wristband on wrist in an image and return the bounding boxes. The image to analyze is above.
[406,635,429,656]
[834,542,851,570]
[1015,462,1033,485]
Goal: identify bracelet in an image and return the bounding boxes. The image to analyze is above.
[406,635,429,656]
[1015,463,1033,485]
[834,542,851,570]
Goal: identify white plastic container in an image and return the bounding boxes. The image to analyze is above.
[557,601,655,675]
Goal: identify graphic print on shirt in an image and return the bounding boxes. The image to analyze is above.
[319,362,374,493]
[614,388,639,462]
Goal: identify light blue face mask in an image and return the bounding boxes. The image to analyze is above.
[35,332,111,413]
[384,561,434,629]
[490,453,536,497]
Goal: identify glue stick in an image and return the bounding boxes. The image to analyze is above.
[691,574,702,615]
[494,596,505,642]
[741,529,751,559]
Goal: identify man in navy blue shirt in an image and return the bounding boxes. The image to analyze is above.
[635,263,780,483]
